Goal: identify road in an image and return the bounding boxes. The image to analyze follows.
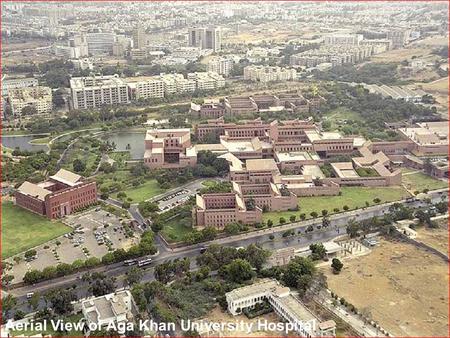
[8,189,447,314]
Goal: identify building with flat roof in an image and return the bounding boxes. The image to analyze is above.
[398,121,449,156]
[126,77,164,100]
[188,26,221,52]
[15,169,97,219]
[244,65,297,83]
[8,86,52,115]
[81,290,136,332]
[226,278,336,337]
[2,76,38,97]
[143,128,197,169]
[208,56,234,77]
[70,75,129,110]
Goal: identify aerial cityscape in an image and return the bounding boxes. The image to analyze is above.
[0,1,448,337]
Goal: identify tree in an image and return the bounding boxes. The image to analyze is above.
[279,217,286,224]
[282,257,316,291]
[373,198,381,204]
[73,159,86,173]
[225,222,241,235]
[310,243,326,260]
[220,258,255,283]
[24,249,37,260]
[300,213,306,221]
[21,106,38,116]
[89,273,117,297]
[2,274,14,286]
[243,244,271,271]
[126,266,144,286]
[322,215,330,228]
[331,258,343,274]
[310,211,318,218]
[321,209,328,216]
[267,219,273,227]
[346,219,360,238]
[289,215,296,222]
[28,291,40,311]
[343,205,349,211]
[2,294,17,317]
[46,289,76,315]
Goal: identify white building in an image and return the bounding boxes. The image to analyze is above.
[81,290,136,331]
[244,65,297,83]
[159,73,196,95]
[208,57,234,77]
[324,34,363,45]
[8,86,52,115]
[84,32,116,55]
[226,279,336,337]
[127,77,164,100]
[2,76,38,97]
[54,44,84,59]
[70,74,129,110]
[187,71,225,91]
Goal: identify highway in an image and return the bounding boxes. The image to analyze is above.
[7,189,447,314]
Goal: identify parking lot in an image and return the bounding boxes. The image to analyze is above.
[157,189,191,212]
[7,208,139,282]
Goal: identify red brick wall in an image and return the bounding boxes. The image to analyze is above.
[15,192,46,216]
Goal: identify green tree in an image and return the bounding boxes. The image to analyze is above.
[331,258,343,274]
[126,266,144,286]
[220,259,255,283]
[73,159,86,173]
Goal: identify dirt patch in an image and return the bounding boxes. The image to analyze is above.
[415,218,448,256]
[321,238,448,336]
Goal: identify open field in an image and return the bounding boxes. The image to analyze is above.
[263,186,410,225]
[370,47,431,63]
[161,214,193,243]
[114,179,164,203]
[321,238,449,336]
[419,77,449,93]
[415,218,448,255]
[1,201,71,258]
[402,171,448,192]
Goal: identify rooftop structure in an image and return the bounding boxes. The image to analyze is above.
[398,121,448,156]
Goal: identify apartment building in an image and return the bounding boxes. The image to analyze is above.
[15,169,97,219]
[290,45,373,67]
[324,33,363,45]
[70,75,130,110]
[8,86,52,115]
[243,65,297,83]
[84,32,116,55]
[226,279,336,337]
[159,73,196,95]
[126,77,164,100]
[143,128,197,169]
[207,56,234,77]
[187,72,225,91]
[2,76,38,97]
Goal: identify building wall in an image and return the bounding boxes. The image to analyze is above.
[45,181,97,219]
[15,192,46,216]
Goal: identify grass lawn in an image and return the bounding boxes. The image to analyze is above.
[161,215,193,242]
[114,179,165,202]
[263,186,410,225]
[29,136,51,144]
[2,201,71,258]
[402,172,448,192]
[202,180,217,187]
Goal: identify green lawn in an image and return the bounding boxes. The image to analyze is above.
[161,215,193,243]
[402,172,448,192]
[202,180,217,187]
[114,179,165,202]
[2,201,71,258]
[263,186,410,225]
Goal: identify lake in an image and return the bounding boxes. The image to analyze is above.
[103,131,145,160]
[2,135,49,152]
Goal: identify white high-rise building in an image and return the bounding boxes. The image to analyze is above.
[70,75,129,110]
[8,86,53,115]
[208,57,234,77]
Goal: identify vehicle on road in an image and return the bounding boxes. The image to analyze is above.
[26,292,34,299]
[137,258,153,267]
[199,246,208,254]
[123,259,137,266]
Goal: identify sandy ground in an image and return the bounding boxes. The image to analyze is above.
[321,238,448,337]
[198,306,288,336]
[415,218,449,256]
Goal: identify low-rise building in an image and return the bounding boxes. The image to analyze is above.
[187,72,225,91]
[8,86,52,115]
[143,128,197,169]
[398,121,448,156]
[81,290,136,332]
[226,279,336,337]
[15,169,97,219]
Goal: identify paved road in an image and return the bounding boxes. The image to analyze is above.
[8,190,447,314]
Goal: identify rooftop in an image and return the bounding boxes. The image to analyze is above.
[246,158,279,172]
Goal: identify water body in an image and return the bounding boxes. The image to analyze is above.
[104,131,145,160]
[2,135,49,152]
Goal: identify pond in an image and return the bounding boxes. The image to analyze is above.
[2,135,49,152]
[103,131,145,160]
